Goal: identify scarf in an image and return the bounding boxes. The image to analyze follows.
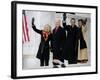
[42,31,50,41]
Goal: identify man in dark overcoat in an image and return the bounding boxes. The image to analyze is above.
[62,17,80,64]
[51,18,66,68]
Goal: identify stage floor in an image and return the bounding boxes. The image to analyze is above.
[22,53,90,70]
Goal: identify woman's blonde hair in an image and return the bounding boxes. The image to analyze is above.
[43,24,51,33]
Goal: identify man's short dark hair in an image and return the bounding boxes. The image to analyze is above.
[78,19,83,23]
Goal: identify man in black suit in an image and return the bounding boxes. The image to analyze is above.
[51,18,66,68]
[62,17,80,64]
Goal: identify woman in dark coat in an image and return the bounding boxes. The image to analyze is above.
[78,19,88,63]
[32,18,52,66]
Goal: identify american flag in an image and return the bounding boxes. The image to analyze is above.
[22,10,30,43]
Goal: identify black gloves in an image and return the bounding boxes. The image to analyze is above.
[32,17,35,26]
[63,13,66,21]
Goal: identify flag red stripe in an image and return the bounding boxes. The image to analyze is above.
[24,15,30,41]
[22,19,27,42]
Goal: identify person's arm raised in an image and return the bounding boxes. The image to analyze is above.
[32,18,42,34]
[62,13,70,31]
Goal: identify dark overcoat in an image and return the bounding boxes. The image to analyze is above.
[79,27,87,49]
[32,25,51,60]
[51,26,66,60]
[63,22,80,63]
